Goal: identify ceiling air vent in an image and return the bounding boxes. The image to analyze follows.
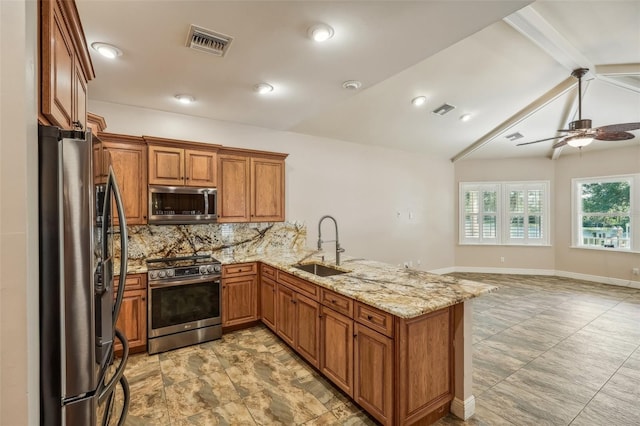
[186,25,232,56]
[432,103,456,116]
[505,132,524,141]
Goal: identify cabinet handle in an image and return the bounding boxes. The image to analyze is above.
[141,297,146,301]
[367,315,373,321]
[143,215,147,219]
[291,299,297,304]
[331,299,336,303]
[353,334,358,339]
[186,177,190,180]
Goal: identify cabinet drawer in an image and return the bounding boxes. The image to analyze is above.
[114,273,147,292]
[260,263,277,280]
[321,289,353,318]
[355,302,394,338]
[277,270,319,301]
[222,262,258,278]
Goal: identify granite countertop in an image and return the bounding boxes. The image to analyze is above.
[125,249,497,319]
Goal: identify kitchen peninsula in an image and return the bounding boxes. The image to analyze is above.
[118,222,496,425]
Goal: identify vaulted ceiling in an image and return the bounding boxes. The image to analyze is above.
[77,1,640,161]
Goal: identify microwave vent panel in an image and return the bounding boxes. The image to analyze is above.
[186,25,232,56]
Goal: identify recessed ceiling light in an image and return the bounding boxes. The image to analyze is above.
[254,83,274,94]
[308,24,334,42]
[175,94,195,104]
[91,42,122,59]
[342,80,362,90]
[459,113,472,122]
[411,96,427,107]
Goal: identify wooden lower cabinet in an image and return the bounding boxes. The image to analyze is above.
[320,306,353,396]
[222,273,258,327]
[294,293,320,368]
[354,323,394,425]
[275,284,296,347]
[114,274,147,354]
[260,276,277,332]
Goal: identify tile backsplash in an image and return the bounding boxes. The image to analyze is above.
[116,221,306,269]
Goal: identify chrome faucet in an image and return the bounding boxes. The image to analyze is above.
[317,215,345,266]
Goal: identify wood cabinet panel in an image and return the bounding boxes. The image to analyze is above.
[250,157,284,222]
[148,145,184,185]
[102,138,148,225]
[222,263,258,277]
[260,276,277,332]
[354,323,394,425]
[277,270,320,301]
[321,306,353,396]
[40,0,94,130]
[218,154,250,222]
[396,307,454,425]
[185,149,216,187]
[260,263,277,281]
[276,284,296,347]
[222,274,258,327]
[114,274,147,354]
[295,293,320,368]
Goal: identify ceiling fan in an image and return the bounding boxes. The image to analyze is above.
[517,68,640,149]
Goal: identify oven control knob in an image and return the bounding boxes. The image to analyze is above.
[167,269,175,277]
[158,270,166,278]
[214,265,221,273]
[149,271,158,279]
[206,265,214,273]
[199,265,208,274]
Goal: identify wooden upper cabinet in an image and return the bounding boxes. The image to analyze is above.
[40,0,94,130]
[217,154,251,222]
[251,157,285,222]
[218,149,287,223]
[148,145,185,186]
[146,138,218,187]
[98,133,148,225]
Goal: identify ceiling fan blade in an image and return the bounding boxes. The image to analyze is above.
[552,139,568,149]
[596,122,640,133]
[516,135,565,146]
[594,131,636,141]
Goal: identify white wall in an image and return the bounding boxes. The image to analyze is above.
[0,0,39,424]
[89,100,456,271]
[455,145,640,284]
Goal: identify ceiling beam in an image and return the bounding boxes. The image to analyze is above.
[596,63,640,94]
[504,5,594,76]
[451,76,576,162]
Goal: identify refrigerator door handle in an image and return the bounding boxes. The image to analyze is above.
[107,166,128,323]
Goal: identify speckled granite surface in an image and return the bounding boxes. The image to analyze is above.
[117,221,496,319]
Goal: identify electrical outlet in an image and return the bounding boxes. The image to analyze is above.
[633,268,640,275]
[403,262,409,269]
[500,256,505,263]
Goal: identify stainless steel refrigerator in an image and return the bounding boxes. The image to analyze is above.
[39,125,130,425]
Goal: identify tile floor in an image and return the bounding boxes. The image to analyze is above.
[112,274,640,425]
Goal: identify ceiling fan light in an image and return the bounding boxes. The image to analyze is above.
[567,136,594,148]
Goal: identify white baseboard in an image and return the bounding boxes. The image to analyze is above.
[437,266,640,289]
[450,396,475,420]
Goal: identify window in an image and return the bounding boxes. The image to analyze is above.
[459,181,550,246]
[573,174,639,251]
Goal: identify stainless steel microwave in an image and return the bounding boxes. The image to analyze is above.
[148,185,217,224]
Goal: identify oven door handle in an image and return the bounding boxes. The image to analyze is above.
[149,276,220,288]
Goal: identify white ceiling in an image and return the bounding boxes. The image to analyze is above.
[76,1,640,161]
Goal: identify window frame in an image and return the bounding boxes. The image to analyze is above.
[459,180,551,246]
[571,174,638,252]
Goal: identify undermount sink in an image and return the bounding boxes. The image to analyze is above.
[293,262,349,277]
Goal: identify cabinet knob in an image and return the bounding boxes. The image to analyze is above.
[353,334,358,339]
[141,297,146,301]
[367,315,373,321]
[72,120,84,130]
[186,177,190,180]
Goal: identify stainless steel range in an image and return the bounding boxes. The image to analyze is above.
[146,255,222,354]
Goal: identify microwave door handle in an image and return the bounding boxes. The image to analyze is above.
[204,190,209,215]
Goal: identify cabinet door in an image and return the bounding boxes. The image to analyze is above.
[222,275,258,327]
[185,149,217,187]
[41,0,74,129]
[354,323,393,425]
[148,145,185,185]
[73,61,87,130]
[93,142,105,184]
[276,284,295,347]
[295,293,320,368]
[218,155,250,222]
[251,157,285,222]
[114,288,147,354]
[103,141,148,225]
[321,307,353,396]
[260,277,277,332]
